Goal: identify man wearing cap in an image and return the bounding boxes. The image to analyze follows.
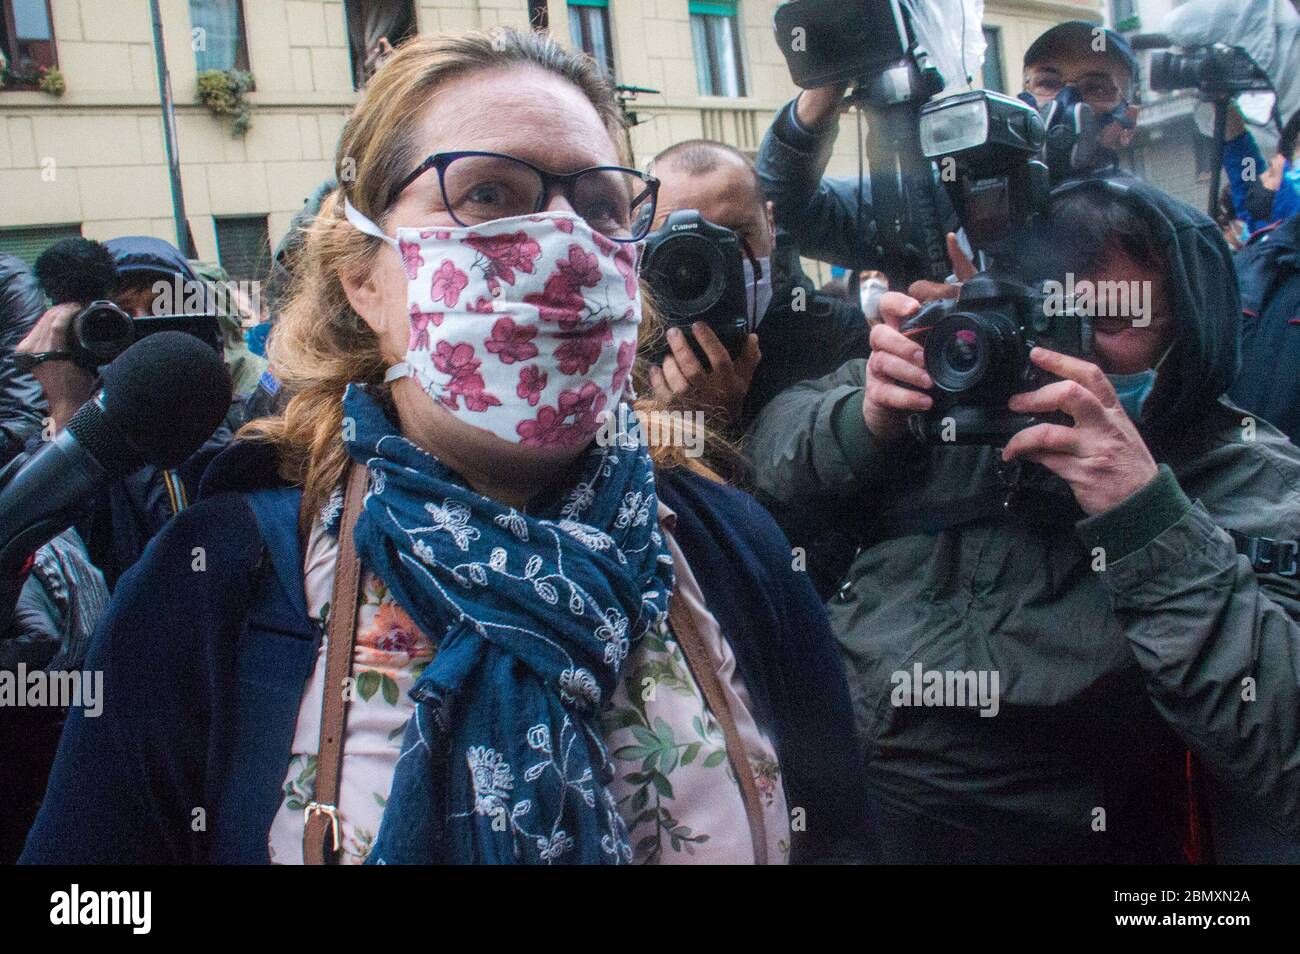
[755,20,1142,297]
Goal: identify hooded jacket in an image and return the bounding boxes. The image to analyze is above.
[748,176,1300,862]
[0,254,48,467]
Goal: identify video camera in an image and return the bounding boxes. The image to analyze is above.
[641,210,750,366]
[66,301,221,372]
[1134,34,1277,217]
[31,238,222,372]
[1149,43,1272,99]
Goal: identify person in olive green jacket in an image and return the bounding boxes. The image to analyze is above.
[748,175,1300,863]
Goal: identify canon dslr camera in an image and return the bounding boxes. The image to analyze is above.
[641,209,749,365]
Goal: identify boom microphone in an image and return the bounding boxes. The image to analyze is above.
[0,331,232,634]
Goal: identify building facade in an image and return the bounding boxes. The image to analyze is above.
[1,0,1094,284]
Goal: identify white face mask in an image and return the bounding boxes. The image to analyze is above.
[859,277,888,322]
[346,201,642,448]
[743,254,773,330]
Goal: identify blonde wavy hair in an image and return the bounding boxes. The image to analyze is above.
[241,29,727,518]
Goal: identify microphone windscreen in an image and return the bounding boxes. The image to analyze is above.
[33,238,119,306]
[98,331,232,470]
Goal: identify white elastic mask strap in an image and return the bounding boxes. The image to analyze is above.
[344,198,399,249]
[384,362,414,383]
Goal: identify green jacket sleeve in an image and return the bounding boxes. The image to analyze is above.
[747,358,923,509]
[1078,465,1300,837]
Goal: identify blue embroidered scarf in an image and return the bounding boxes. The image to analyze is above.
[337,386,674,864]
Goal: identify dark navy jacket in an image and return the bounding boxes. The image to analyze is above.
[21,441,871,864]
[1230,214,1300,444]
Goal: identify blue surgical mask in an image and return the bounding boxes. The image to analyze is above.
[1107,368,1157,422]
[1107,347,1172,423]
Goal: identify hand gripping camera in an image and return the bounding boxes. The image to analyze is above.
[901,274,1093,444]
[640,209,749,366]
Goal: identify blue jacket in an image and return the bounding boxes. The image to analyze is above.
[21,441,872,864]
[1222,132,1300,236]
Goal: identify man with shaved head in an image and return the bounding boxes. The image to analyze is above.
[648,138,872,597]
[646,138,870,431]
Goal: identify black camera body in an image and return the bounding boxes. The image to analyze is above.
[901,274,1093,445]
[773,0,909,89]
[71,300,221,371]
[641,210,749,364]
[1150,44,1271,98]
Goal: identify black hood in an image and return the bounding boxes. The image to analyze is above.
[1040,175,1242,440]
[103,236,198,285]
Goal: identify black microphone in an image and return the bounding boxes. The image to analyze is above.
[0,331,232,634]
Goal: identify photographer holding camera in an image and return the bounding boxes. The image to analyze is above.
[13,236,236,587]
[749,172,1300,863]
[643,139,870,429]
[758,20,1140,295]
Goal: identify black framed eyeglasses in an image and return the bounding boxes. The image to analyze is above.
[386,150,660,242]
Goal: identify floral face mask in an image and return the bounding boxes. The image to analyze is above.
[346,201,643,448]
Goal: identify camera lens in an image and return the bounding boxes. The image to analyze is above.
[924,312,1013,394]
[666,257,711,302]
[1149,51,1206,93]
[75,301,135,365]
[942,329,981,374]
[643,233,727,317]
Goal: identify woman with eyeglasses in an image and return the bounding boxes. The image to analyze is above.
[22,30,868,866]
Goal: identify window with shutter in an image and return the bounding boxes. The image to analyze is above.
[0,224,82,266]
[214,216,272,283]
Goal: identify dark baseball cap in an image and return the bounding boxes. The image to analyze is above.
[1023,21,1139,91]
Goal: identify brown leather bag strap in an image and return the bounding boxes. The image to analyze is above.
[668,590,769,865]
[302,462,368,865]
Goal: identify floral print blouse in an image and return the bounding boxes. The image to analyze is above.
[267,504,789,865]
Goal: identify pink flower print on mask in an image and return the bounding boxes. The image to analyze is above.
[523,277,587,327]
[409,304,444,351]
[485,316,539,365]
[463,231,543,296]
[613,245,638,298]
[516,405,567,447]
[430,260,469,308]
[611,339,635,394]
[554,320,611,376]
[420,230,453,241]
[562,381,610,437]
[516,381,608,447]
[467,296,495,314]
[517,365,547,406]
[555,244,602,290]
[399,239,424,280]
[432,341,501,413]
[524,244,604,330]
